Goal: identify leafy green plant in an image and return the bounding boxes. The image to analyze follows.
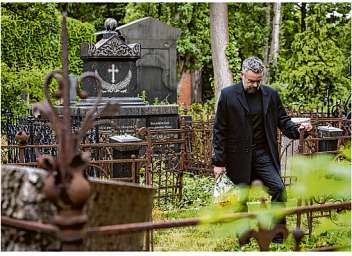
[274,3,350,107]
[137,90,149,104]
[152,97,160,105]
[290,155,350,201]
[177,173,214,209]
[195,151,351,250]
[1,3,95,114]
[180,100,215,121]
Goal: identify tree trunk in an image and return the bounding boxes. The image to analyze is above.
[177,70,192,109]
[191,69,202,103]
[263,3,272,84]
[270,2,282,68]
[210,3,233,109]
[301,3,306,32]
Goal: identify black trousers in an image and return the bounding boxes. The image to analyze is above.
[243,148,287,225]
[250,148,286,203]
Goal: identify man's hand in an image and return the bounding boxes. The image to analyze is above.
[298,122,313,132]
[213,166,225,180]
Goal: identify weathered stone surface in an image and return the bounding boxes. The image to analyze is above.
[84,179,153,251]
[1,165,154,251]
[1,165,59,251]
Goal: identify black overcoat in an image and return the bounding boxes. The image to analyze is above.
[212,82,300,185]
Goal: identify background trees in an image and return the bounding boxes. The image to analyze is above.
[274,3,351,108]
[1,2,350,114]
[1,3,95,114]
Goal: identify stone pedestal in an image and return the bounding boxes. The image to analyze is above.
[109,135,142,179]
[55,98,179,137]
[317,126,343,152]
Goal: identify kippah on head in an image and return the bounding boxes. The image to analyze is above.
[242,56,264,74]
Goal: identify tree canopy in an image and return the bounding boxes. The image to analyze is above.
[1,2,350,114]
[1,3,95,114]
[274,3,351,108]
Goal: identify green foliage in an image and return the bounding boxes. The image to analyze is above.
[177,173,214,209]
[290,155,350,201]
[2,3,351,110]
[152,98,160,105]
[58,3,127,31]
[225,41,241,82]
[337,143,351,162]
[195,151,351,250]
[137,90,149,104]
[66,17,96,75]
[315,212,351,236]
[280,4,303,58]
[154,209,350,251]
[1,3,60,70]
[149,144,350,251]
[228,3,270,62]
[1,63,52,115]
[274,3,351,107]
[1,3,95,114]
[180,100,215,121]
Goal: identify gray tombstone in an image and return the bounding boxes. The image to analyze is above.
[118,17,181,103]
[80,18,141,98]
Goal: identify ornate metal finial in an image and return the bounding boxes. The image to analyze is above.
[32,12,119,250]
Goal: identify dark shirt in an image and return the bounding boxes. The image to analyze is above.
[245,89,267,150]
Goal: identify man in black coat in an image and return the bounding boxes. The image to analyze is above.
[212,56,312,241]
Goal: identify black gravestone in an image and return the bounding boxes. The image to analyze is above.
[80,18,141,98]
[118,17,181,103]
[56,18,180,140]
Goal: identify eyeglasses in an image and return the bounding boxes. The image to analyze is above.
[244,75,262,87]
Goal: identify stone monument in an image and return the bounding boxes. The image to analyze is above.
[54,18,180,136]
[80,18,141,98]
[118,17,181,103]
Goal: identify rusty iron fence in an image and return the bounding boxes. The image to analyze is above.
[181,117,214,176]
[2,115,350,250]
[3,114,350,239]
[2,200,350,251]
[1,128,186,208]
[2,115,350,202]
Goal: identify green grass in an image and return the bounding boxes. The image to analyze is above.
[152,173,351,251]
[153,208,351,251]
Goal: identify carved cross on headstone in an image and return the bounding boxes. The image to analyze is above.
[108,64,119,84]
[80,18,141,98]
